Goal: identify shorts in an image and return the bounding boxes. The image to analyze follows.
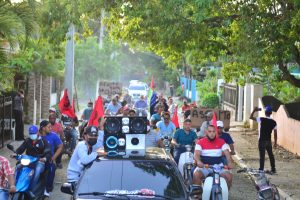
[195,167,231,178]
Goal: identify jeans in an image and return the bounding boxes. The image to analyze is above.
[173,146,186,164]
[31,161,45,192]
[65,128,78,151]
[0,189,9,200]
[258,140,276,171]
[45,162,56,193]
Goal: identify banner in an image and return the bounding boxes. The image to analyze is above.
[97,81,122,96]
[190,108,231,130]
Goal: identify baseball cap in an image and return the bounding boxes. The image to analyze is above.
[217,121,224,128]
[40,120,50,129]
[49,107,56,112]
[28,125,39,135]
[85,126,99,136]
[265,106,272,113]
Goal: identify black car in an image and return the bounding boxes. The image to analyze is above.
[61,147,198,199]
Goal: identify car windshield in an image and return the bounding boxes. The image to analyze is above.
[129,85,146,90]
[77,160,186,199]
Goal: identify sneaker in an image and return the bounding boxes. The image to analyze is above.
[44,189,50,197]
[271,169,277,174]
[56,163,63,169]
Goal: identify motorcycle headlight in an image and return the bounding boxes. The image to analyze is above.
[20,158,31,166]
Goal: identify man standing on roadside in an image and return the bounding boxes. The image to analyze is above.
[250,106,277,174]
[14,89,24,140]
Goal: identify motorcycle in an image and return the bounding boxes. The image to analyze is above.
[62,120,76,158]
[237,168,280,200]
[7,144,47,200]
[163,136,171,154]
[135,107,148,117]
[178,145,194,189]
[78,119,88,140]
[202,163,229,200]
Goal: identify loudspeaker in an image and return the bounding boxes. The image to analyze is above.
[126,134,145,150]
[129,117,147,134]
[104,117,126,152]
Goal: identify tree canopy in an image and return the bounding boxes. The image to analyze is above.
[103,0,300,87]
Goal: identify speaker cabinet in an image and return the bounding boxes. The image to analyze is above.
[126,134,145,150]
[129,117,147,134]
[104,117,126,153]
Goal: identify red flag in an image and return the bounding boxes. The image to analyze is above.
[150,76,155,90]
[172,106,179,128]
[212,112,218,137]
[88,96,104,127]
[58,89,76,118]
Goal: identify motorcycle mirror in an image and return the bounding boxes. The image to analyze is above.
[61,183,74,195]
[6,144,15,152]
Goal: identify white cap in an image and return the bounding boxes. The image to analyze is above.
[217,121,224,128]
[49,107,56,112]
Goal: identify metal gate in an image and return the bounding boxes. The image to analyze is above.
[0,94,14,148]
[221,83,242,121]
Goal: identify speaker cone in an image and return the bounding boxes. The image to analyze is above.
[105,117,121,134]
[130,117,147,134]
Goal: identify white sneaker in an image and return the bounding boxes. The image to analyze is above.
[44,189,50,197]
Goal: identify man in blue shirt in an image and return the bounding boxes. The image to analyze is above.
[156,112,176,147]
[39,120,63,197]
[105,98,122,115]
[81,101,93,121]
[172,119,198,164]
[217,121,235,165]
[67,126,106,183]
[150,104,163,127]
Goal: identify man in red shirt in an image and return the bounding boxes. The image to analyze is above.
[193,125,233,189]
[0,156,16,200]
[49,113,64,169]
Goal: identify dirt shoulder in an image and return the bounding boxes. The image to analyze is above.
[229,123,300,200]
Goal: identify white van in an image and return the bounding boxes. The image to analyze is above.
[128,83,148,102]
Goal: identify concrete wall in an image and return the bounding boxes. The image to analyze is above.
[258,99,300,155]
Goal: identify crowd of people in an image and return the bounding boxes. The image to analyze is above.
[0,90,278,199]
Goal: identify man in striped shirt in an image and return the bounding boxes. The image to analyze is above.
[193,125,233,188]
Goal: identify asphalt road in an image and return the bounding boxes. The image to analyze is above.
[50,157,257,200]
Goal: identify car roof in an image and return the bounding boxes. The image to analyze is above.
[98,147,174,162]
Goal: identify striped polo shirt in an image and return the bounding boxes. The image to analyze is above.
[195,137,229,165]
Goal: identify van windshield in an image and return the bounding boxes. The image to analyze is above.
[129,85,146,90]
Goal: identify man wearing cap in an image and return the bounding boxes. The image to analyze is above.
[250,106,277,174]
[15,125,51,193]
[217,121,235,165]
[67,126,106,184]
[39,120,63,197]
[198,112,213,138]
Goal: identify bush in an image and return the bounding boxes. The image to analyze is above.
[175,86,183,97]
[201,93,219,108]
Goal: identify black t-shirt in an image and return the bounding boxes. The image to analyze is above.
[257,117,277,141]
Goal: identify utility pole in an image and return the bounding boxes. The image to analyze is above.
[99,9,105,49]
[64,24,75,103]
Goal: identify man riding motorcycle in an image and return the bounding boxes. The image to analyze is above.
[172,119,197,164]
[15,125,51,193]
[193,125,233,190]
